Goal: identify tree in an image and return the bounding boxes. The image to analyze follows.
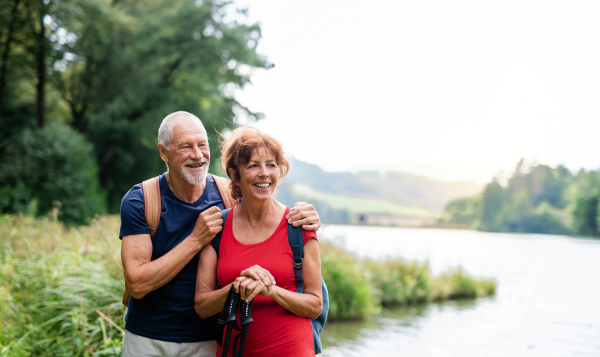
[479,179,505,231]
[52,0,267,210]
[571,170,600,236]
[1,0,267,215]
[0,123,106,224]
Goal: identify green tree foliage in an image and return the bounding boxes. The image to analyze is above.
[0,123,106,224]
[479,179,506,231]
[437,195,481,228]
[570,169,600,236]
[53,0,266,210]
[440,160,589,236]
[1,0,266,218]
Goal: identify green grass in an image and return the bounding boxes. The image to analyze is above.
[1,214,496,355]
[291,184,439,218]
[1,214,125,357]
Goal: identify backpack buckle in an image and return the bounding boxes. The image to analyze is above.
[293,258,303,269]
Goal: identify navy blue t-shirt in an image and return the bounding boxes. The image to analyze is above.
[119,173,225,342]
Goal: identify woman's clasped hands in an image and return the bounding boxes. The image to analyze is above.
[233,265,276,302]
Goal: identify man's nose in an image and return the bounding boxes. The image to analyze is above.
[190,146,204,159]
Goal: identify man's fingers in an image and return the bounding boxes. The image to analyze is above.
[287,203,321,231]
[203,206,222,215]
[199,206,223,223]
[287,205,315,222]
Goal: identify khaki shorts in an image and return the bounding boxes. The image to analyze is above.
[122,331,218,357]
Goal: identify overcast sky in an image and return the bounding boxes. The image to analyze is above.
[232,0,600,183]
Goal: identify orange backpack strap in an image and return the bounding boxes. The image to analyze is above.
[211,174,237,209]
[142,176,161,237]
[124,176,160,307]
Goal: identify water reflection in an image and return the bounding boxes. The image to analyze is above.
[322,300,479,355]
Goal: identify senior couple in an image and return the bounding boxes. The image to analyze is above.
[120,111,323,357]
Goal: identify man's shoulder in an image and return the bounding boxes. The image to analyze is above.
[121,173,166,209]
[121,182,143,203]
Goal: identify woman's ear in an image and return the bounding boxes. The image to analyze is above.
[227,168,237,183]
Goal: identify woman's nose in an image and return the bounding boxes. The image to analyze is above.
[258,165,269,176]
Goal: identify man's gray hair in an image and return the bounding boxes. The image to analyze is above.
[158,111,206,148]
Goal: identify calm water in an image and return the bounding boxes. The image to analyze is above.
[317,225,600,356]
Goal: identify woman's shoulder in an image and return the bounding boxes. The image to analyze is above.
[301,229,317,246]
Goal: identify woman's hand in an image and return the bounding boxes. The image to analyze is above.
[240,265,276,291]
[233,276,272,302]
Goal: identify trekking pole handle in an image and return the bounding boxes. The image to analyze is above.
[239,300,253,326]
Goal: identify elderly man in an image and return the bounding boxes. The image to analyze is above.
[119,111,320,357]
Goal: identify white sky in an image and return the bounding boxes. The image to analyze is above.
[233,0,600,183]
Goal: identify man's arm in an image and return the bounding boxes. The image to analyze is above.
[286,202,321,231]
[122,206,223,299]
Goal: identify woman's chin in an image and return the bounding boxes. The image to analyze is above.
[244,191,275,203]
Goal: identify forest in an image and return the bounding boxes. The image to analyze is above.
[0,0,264,223]
[438,159,600,237]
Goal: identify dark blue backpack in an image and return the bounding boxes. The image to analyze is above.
[213,208,329,354]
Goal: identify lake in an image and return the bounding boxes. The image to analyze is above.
[317,225,600,356]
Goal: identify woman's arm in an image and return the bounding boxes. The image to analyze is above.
[194,245,231,318]
[235,238,323,319]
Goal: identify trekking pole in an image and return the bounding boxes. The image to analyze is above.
[233,299,254,357]
[220,287,240,357]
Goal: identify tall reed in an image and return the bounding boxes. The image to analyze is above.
[1,214,125,356]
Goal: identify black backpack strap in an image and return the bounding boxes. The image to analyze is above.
[287,210,305,294]
[213,208,230,291]
[213,208,231,261]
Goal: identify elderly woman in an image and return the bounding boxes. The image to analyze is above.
[194,127,323,357]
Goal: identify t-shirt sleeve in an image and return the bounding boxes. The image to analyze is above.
[302,229,318,246]
[119,184,151,239]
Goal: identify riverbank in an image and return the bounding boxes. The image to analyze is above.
[0,214,495,356]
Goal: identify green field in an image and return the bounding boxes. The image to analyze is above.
[290,183,440,218]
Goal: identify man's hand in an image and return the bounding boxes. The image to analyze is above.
[190,206,223,247]
[286,202,321,231]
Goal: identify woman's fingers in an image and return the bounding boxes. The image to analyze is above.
[244,279,265,302]
[234,276,265,302]
[240,265,276,290]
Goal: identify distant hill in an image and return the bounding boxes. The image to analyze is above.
[276,160,483,226]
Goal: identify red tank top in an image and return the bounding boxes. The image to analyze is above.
[215,206,317,357]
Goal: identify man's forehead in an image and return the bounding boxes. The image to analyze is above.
[174,132,208,144]
[172,118,207,140]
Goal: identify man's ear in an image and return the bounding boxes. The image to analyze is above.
[158,144,169,163]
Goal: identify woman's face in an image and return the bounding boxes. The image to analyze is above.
[237,146,280,203]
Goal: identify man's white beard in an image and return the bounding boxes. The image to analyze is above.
[181,159,208,185]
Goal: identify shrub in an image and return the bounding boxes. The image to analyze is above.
[365,259,431,306]
[0,123,106,225]
[430,268,496,301]
[320,242,380,320]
